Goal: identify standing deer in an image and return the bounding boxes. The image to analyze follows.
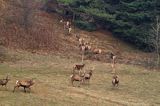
[13,79,35,93]
[0,75,10,89]
[73,63,85,75]
[112,75,119,87]
[110,52,116,65]
[93,48,102,54]
[82,69,93,84]
[110,52,117,73]
[68,26,72,34]
[70,74,85,87]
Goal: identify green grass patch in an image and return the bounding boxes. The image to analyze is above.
[0,51,160,106]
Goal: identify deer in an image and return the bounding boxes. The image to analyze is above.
[68,26,72,34]
[60,19,63,23]
[13,79,35,93]
[73,63,85,75]
[112,75,119,87]
[73,63,85,70]
[110,52,116,64]
[64,21,71,30]
[78,38,85,47]
[85,44,92,51]
[0,75,10,89]
[93,48,102,54]
[82,69,93,84]
[79,41,92,53]
[70,73,85,87]
[110,52,117,73]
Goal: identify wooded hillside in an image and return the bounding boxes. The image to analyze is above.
[53,0,160,51]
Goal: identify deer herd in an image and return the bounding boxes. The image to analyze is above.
[70,53,118,87]
[0,19,119,94]
[0,52,118,93]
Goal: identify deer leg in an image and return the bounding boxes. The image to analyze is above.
[71,80,75,87]
[78,80,81,87]
[79,78,84,87]
[24,87,26,93]
[79,70,81,76]
[116,83,119,87]
[13,86,18,92]
[28,87,31,93]
[5,85,7,90]
[88,79,90,85]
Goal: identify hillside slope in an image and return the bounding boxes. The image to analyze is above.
[0,0,154,67]
[0,1,159,106]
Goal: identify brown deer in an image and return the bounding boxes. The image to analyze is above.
[70,74,85,87]
[68,26,72,34]
[82,69,93,84]
[13,79,35,93]
[73,63,85,71]
[93,48,102,54]
[78,38,85,47]
[110,52,117,73]
[0,75,10,89]
[81,43,92,51]
[110,52,116,64]
[73,63,85,75]
[64,21,71,30]
[112,75,119,87]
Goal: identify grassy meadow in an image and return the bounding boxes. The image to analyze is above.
[0,51,160,106]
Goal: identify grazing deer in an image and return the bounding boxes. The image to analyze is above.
[112,75,119,87]
[0,75,10,89]
[70,74,85,87]
[13,79,35,93]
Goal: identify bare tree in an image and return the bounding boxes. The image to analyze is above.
[150,16,160,68]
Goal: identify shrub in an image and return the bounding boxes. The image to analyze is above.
[0,46,8,62]
[74,20,97,31]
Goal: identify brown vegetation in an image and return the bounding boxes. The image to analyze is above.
[0,0,155,68]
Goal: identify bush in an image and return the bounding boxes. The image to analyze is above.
[74,20,97,31]
[0,46,8,62]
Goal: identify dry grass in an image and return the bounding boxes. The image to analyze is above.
[0,0,159,105]
[0,0,155,68]
[0,51,159,106]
